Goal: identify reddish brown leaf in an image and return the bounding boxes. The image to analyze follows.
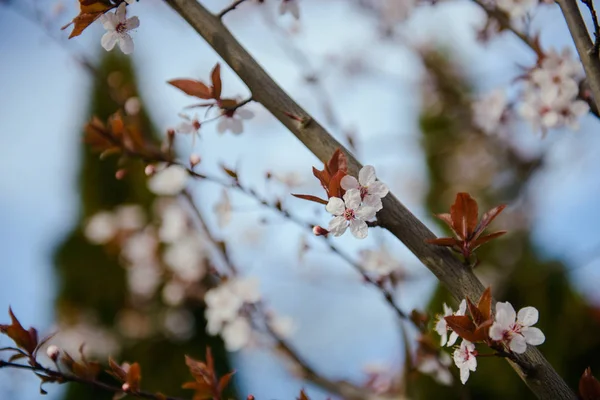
[291,193,328,205]
[211,64,222,100]
[185,355,212,383]
[477,287,492,322]
[219,98,238,109]
[327,148,348,176]
[220,164,238,179]
[471,231,507,251]
[328,170,346,198]
[580,367,600,400]
[0,307,38,354]
[62,1,113,39]
[473,204,506,239]
[310,149,349,199]
[107,357,127,382]
[434,213,455,233]
[444,315,479,343]
[466,297,484,326]
[450,193,478,240]
[217,370,236,393]
[297,389,311,400]
[126,362,142,392]
[168,79,213,100]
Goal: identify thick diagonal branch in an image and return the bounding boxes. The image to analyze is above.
[557,0,600,111]
[162,0,576,398]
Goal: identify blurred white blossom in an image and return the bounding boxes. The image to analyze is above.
[472,89,507,134]
[84,211,117,244]
[148,164,189,195]
[359,245,403,276]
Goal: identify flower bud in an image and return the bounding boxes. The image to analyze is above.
[144,164,155,176]
[46,345,60,361]
[122,383,130,392]
[312,225,329,237]
[115,169,127,180]
[189,154,201,167]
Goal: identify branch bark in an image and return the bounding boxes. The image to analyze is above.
[557,0,600,111]
[162,0,576,398]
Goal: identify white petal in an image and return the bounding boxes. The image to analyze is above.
[325,197,345,216]
[101,32,118,51]
[363,195,383,212]
[118,34,134,55]
[236,109,254,120]
[116,2,127,22]
[368,181,389,197]
[229,118,244,134]
[328,216,347,236]
[571,100,590,117]
[343,188,361,210]
[435,317,447,337]
[436,369,453,386]
[355,205,376,221]
[457,299,467,315]
[359,165,377,186]
[349,219,368,239]
[517,306,538,326]
[522,327,545,346]
[100,13,117,30]
[489,323,505,341]
[509,335,527,354]
[126,16,140,30]
[495,302,516,327]
[442,303,453,317]
[459,366,470,384]
[340,175,359,191]
[289,1,300,19]
[217,118,228,134]
[447,331,459,347]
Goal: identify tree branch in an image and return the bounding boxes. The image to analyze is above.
[162,0,576,398]
[557,0,600,111]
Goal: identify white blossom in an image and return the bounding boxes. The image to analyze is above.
[340,165,389,211]
[99,3,139,55]
[127,262,161,298]
[46,345,60,361]
[176,114,201,135]
[279,0,300,19]
[435,300,466,347]
[205,284,244,335]
[222,316,252,351]
[495,0,538,20]
[147,164,189,196]
[489,302,545,354]
[84,211,117,244]
[230,277,261,304]
[417,352,453,386]
[162,280,186,307]
[472,89,507,134]
[163,309,194,341]
[359,245,403,276]
[158,202,189,243]
[115,204,145,231]
[163,235,206,282]
[217,109,254,135]
[326,189,376,239]
[453,340,477,384]
[122,230,157,264]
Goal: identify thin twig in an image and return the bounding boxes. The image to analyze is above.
[162,1,576,398]
[0,360,187,400]
[582,0,600,55]
[217,0,249,19]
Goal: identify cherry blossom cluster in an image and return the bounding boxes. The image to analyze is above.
[325,165,389,239]
[435,296,545,384]
[519,48,589,133]
[204,277,295,351]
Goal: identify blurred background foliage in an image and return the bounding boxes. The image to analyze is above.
[53,53,233,399]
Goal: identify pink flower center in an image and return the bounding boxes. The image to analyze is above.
[344,208,355,221]
[359,186,368,199]
[116,22,127,34]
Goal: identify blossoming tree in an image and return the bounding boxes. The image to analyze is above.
[3,0,600,399]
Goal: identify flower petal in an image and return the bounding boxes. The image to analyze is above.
[517,306,538,327]
[343,189,361,210]
[325,197,345,216]
[355,205,376,221]
[126,16,140,30]
[359,165,377,186]
[118,34,134,55]
[459,367,470,384]
[489,323,504,341]
[495,302,516,327]
[349,219,368,239]
[236,109,254,120]
[363,195,383,212]
[229,118,244,134]
[447,331,459,347]
[217,118,228,134]
[101,32,118,51]
[522,327,545,346]
[509,335,527,354]
[116,2,127,21]
[328,216,347,236]
[368,181,389,197]
[100,13,117,30]
[340,175,359,191]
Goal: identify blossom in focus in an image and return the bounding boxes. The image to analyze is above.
[340,165,389,211]
[472,89,507,134]
[279,0,300,19]
[99,3,139,55]
[435,300,466,347]
[147,164,189,195]
[489,302,545,354]
[326,189,377,239]
[217,108,254,135]
[453,340,477,384]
